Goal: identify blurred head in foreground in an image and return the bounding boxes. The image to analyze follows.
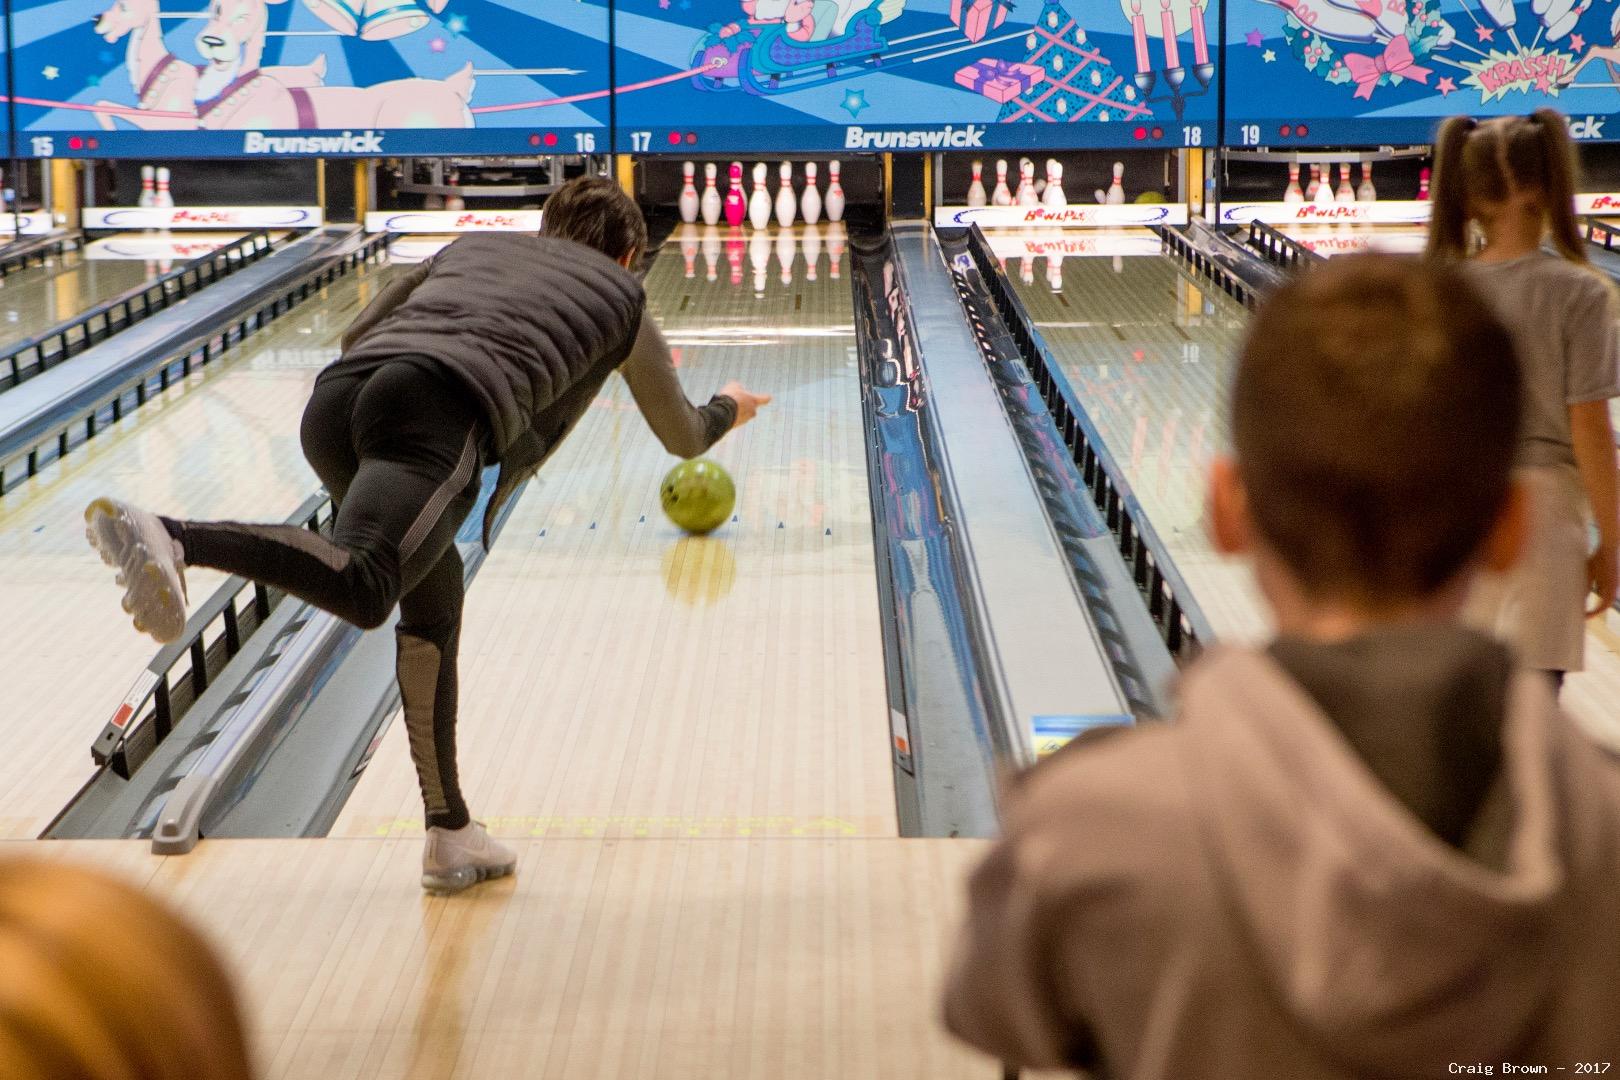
[0,858,255,1080]
[1211,254,1526,628]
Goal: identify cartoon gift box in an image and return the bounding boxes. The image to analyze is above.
[949,0,1014,42]
[954,58,1044,102]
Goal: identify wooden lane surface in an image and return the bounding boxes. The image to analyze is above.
[0,248,158,346]
[0,261,403,837]
[331,233,899,841]
[13,836,1000,1080]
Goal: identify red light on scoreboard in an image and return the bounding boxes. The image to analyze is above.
[1134,126,1148,140]
[69,136,84,150]
[529,132,559,148]
[667,131,683,146]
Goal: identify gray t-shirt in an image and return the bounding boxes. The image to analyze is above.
[1465,253,1620,469]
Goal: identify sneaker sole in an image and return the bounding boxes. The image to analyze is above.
[421,860,516,896]
[85,498,187,645]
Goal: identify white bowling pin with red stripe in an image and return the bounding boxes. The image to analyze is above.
[991,159,1013,206]
[775,162,797,228]
[678,161,700,224]
[801,162,823,225]
[967,160,988,207]
[824,160,845,223]
[700,163,722,226]
[154,166,174,209]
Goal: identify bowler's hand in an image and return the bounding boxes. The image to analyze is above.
[1587,537,1618,617]
[720,382,772,429]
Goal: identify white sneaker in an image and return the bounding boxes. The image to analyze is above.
[422,820,516,895]
[85,497,189,645]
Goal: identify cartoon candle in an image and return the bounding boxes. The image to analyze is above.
[1131,0,1152,73]
[1160,0,1181,70]
[1190,0,1210,65]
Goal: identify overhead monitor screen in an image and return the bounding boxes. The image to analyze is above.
[7,0,611,157]
[614,0,1219,153]
[1224,0,1620,146]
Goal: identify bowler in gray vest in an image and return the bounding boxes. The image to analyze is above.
[85,177,772,893]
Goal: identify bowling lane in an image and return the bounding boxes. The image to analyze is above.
[1,248,159,346]
[330,222,902,840]
[0,259,407,838]
[1012,248,1264,639]
[1012,245,1620,747]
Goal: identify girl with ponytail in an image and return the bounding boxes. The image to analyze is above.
[1426,109,1619,689]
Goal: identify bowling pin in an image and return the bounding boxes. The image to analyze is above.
[1357,162,1377,202]
[776,228,796,285]
[1284,162,1304,204]
[824,160,845,223]
[1020,254,1035,285]
[801,162,822,225]
[1042,160,1067,208]
[803,223,822,282]
[991,159,1013,206]
[1306,164,1322,201]
[679,223,700,278]
[701,163,722,226]
[967,160,988,207]
[1417,166,1431,201]
[749,163,772,230]
[1336,163,1355,202]
[444,170,465,212]
[1106,161,1125,205]
[154,166,174,209]
[749,229,770,291]
[679,161,700,224]
[1016,159,1039,206]
[139,165,156,208]
[1046,256,1063,292]
[724,162,747,227]
[775,162,797,228]
[702,226,721,281]
[1314,168,1336,206]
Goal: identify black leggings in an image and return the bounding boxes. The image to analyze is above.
[170,360,485,830]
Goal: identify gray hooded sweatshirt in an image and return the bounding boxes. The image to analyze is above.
[943,638,1620,1078]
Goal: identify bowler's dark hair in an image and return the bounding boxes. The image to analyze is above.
[540,176,648,266]
[1232,255,1522,605]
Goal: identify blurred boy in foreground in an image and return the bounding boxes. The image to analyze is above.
[944,255,1620,1078]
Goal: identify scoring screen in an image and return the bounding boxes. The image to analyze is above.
[613,0,1219,153]
[7,0,611,158]
[1224,0,1620,146]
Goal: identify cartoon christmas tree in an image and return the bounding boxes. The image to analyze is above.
[999,0,1150,124]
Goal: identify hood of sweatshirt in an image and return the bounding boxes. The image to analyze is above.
[1174,643,1575,1075]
